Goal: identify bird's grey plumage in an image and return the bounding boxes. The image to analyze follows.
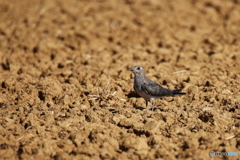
[129,65,186,111]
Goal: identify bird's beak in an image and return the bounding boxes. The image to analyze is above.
[128,68,133,71]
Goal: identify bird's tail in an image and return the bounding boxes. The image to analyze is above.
[173,89,186,96]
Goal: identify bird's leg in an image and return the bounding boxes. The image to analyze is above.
[143,99,150,118]
[145,100,148,110]
[151,99,155,111]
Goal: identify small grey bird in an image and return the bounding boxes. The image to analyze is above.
[129,66,186,111]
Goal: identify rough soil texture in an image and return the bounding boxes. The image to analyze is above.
[0,0,240,159]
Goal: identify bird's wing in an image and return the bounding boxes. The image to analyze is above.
[141,80,173,97]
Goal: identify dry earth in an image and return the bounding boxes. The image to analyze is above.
[0,0,240,159]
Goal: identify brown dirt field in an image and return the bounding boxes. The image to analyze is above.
[0,0,240,159]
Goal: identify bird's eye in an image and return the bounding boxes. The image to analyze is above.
[137,67,140,70]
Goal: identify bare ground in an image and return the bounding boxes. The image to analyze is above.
[0,0,240,159]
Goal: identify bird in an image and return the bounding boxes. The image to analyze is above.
[129,65,186,111]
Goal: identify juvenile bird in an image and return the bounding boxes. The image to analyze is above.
[129,66,186,111]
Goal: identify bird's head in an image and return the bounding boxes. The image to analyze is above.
[128,66,145,75]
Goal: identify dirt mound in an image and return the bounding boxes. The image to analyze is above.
[0,0,239,159]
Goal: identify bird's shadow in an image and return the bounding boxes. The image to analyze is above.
[126,91,161,111]
[126,91,141,98]
[126,91,145,110]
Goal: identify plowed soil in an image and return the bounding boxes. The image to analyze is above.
[0,0,240,159]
